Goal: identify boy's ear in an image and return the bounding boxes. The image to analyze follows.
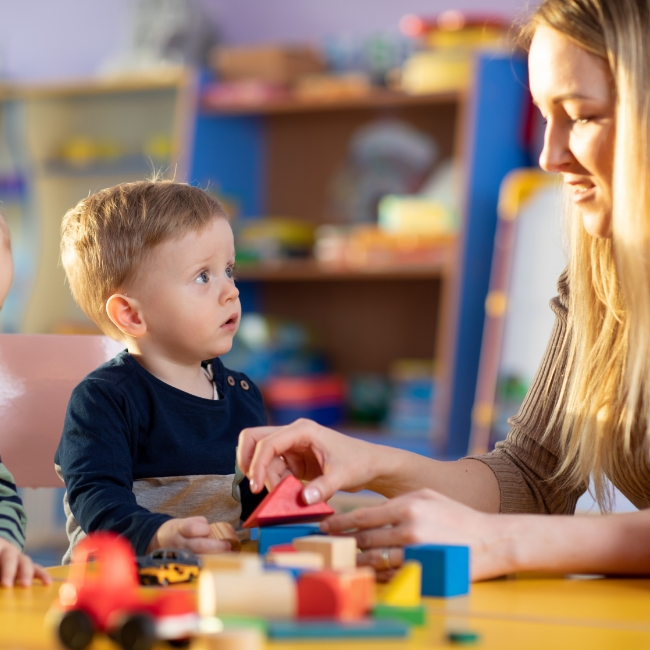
[106,294,147,338]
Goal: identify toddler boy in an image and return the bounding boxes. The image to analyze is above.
[55,181,266,562]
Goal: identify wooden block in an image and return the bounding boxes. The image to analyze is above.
[377,561,422,607]
[200,552,262,573]
[243,475,334,528]
[297,567,374,621]
[258,523,323,554]
[404,545,470,597]
[373,603,427,626]
[199,569,296,618]
[294,535,357,570]
[198,629,264,650]
[267,551,324,570]
[267,619,409,640]
[209,522,242,552]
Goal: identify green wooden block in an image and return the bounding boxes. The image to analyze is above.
[373,603,427,626]
[219,615,268,635]
[447,630,481,644]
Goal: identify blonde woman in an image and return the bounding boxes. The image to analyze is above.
[238,0,650,581]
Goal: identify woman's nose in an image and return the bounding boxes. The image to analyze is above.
[539,120,571,173]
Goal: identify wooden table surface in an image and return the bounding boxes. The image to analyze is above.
[1,566,649,649]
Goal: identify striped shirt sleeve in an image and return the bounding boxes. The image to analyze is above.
[0,458,26,550]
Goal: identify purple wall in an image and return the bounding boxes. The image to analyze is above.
[0,0,531,81]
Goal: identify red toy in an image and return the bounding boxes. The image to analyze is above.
[297,569,375,621]
[242,474,334,528]
[50,532,198,650]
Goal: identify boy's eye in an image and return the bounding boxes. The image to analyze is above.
[195,271,209,285]
[226,265,235,279]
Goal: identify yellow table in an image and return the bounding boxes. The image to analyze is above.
[1,567,649,649]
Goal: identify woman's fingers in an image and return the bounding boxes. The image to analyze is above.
[357,547,405,572]
[321,500,399,534]
[237,426,282,475]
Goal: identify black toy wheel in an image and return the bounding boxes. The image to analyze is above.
[57,609,95,650]
[167,639,191,648]
[114,613,156,650]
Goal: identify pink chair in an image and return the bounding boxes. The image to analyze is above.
[0,334,123,487]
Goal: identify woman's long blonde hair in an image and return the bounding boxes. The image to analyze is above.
[522,0,650,509]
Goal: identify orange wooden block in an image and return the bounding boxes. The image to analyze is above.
[297,568,375,621]
[242,475,334,528]
[209,522,242,552]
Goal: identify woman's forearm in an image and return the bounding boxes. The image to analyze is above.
[366,446,500,513]
[505,509,650,575]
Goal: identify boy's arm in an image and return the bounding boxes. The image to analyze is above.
[0,459,26,550]
[56,380,171,555]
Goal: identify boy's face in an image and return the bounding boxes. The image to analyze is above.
[0,242,13,309]
[128,217,241,363]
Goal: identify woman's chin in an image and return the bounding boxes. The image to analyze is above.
[581,208,612,239]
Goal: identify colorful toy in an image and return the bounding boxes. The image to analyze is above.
[296,568,375,621]
[376,560,422,607]
[208,522,241,551]
[267,619,409,640]
[51,532,197,650]
[258,522,323,554]
[404,544,470,597]
[373,602,427,626]
[200,552,262,573]
[293,535,357,570]
[136,548,200,586]
[242,474,334,528]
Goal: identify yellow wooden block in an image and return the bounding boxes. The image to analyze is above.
[293,535,357,570]
[209,522,242,552]
[200,552,262,573]
[377,561,421,607]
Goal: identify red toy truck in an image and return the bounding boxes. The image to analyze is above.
[50,532,198,650]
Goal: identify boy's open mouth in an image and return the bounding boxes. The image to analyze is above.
[221,313,239,328]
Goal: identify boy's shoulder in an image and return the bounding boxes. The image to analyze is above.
[211,358,262,397]
[74,349,138,392]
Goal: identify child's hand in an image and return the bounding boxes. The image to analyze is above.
[0,538,52,588]
[148,517,231,554]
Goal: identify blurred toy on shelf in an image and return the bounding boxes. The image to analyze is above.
[293,73,371,101]
[221,313,329,386]
[201,80,290,108]
[101,0,217,74]
[58,136,123,168]
[50,532,197,650]
[399,11,510,94]
[386,360,437,438]
[234,217,315,263]
[211,45,325,86]
[264,374,346,427]
[347,374,391,425]
[328,118,438,224]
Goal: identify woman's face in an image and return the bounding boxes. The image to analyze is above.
[529,25,616,238]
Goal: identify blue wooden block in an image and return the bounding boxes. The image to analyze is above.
[404,544,470,597]
[258,523,324,554]
[268,619,410,640]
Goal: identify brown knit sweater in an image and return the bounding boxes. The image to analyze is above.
[469,270,650,514]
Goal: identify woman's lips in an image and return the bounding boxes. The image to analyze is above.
[567,181,597,204]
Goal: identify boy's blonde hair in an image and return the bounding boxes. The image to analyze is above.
[61,181,227,340]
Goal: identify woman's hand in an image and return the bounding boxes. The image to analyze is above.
[238,419,385,504]
[321,489,518,582]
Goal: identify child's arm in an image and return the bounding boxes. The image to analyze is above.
[58,380,228,556]
[0,461,51,587]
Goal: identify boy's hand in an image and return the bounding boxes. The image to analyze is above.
[148,517,231,554]
[0,538,52,588]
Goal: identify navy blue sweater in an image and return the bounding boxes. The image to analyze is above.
[55,351,267,556]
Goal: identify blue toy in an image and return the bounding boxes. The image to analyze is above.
[267,619,410,640]
[404,544,470,597]
[258,523,324,554]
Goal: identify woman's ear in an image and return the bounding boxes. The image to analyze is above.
[106,294,147,338]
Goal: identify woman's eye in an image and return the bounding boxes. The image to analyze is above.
[195,271,209,285]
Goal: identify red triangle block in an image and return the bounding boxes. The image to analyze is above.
[243,475,334,528]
